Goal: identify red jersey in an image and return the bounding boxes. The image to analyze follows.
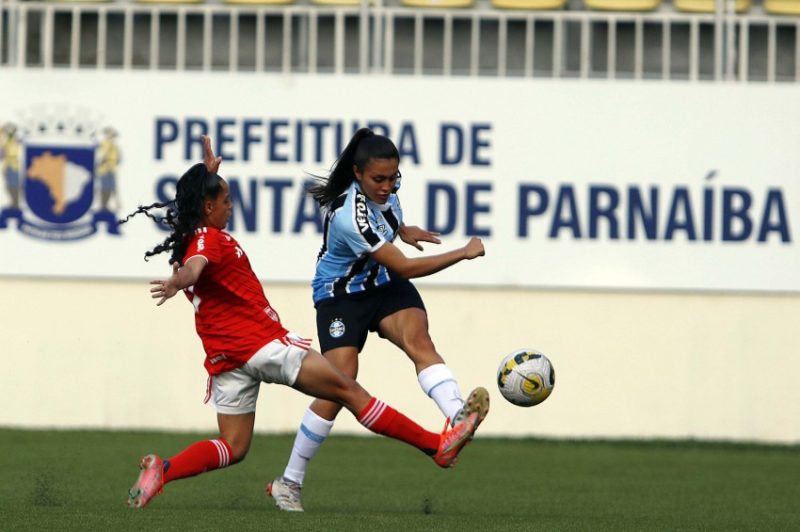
[181,227,288,375]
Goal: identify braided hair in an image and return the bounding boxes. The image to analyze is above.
[307,128,400,207]
[119,163,224,264]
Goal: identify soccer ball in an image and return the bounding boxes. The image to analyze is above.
[496,349,555,407]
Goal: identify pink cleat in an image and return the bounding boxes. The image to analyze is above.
[433,411,479,468]
[127,454,164,508]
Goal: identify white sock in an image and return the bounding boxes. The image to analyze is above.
[282,407,335,485]
[417,363,464,422]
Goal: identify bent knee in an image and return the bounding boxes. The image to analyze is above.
[229,445,249,464]
[223,438,252,464]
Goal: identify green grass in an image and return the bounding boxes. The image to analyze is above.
[1,429,798,531]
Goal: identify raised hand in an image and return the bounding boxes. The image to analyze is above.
[202,135,222,174]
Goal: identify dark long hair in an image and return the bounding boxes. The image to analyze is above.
[119,163,224,264]
[307,128,399,207]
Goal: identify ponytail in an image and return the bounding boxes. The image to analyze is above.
[307,128,399,207]
[119,163,224,264]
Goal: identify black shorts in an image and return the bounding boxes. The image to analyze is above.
[315,279,426,353]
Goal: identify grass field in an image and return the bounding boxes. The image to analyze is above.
[2,429,798,531]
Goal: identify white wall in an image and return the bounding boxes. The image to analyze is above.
[3,277,798,444]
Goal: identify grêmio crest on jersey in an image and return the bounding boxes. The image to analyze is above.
[0,108,122,241]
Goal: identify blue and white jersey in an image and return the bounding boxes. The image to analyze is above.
[312,181,403,303]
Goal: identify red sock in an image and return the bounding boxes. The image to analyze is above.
[357,398,440,455]
[163,439,233,484]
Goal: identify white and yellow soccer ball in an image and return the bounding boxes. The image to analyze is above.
[496,349,555,407]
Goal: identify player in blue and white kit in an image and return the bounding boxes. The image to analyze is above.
[268,128,490,512]
[311,177,404,302]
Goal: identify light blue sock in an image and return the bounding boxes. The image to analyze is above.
[282,408,335,485]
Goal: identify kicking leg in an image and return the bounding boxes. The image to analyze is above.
[379,308,464,422]
[292,349,480,466]
[380,308,490,430]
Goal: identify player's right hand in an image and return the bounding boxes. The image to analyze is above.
[150,262,181,306]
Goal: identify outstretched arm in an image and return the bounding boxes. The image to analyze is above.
[149,257,207,306]
[371,236,484,279]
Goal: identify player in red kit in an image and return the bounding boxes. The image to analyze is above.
[183,225,288,377]
[119,136,485,510]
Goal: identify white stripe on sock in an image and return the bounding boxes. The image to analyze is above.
[212,440,224,467]
[360,400,386,428]
[221,441,230,466]
[211,439,229,467]
[210,440,223,466]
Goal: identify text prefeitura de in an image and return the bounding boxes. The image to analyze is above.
[153,117,494,167]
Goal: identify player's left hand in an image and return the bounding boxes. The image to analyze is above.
[399,225,441,251]
[202,135,222,174]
